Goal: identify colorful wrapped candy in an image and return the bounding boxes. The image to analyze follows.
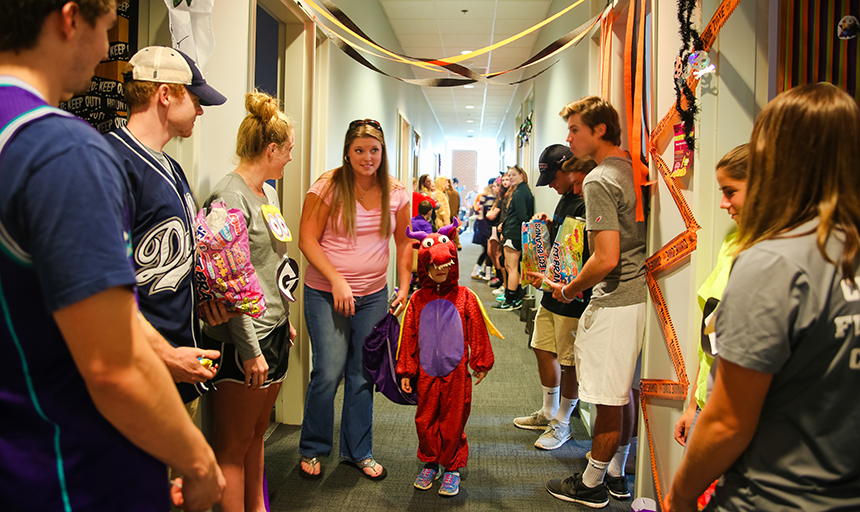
[521,219,550,287]
[194,201,267,318]
[546,217,586,299]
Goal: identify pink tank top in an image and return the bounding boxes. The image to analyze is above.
[304,174,410,296]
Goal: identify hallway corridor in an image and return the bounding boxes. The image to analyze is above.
[263,241,636,511]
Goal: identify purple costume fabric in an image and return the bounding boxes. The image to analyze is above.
[417,299,465,377]
[363,312,418,405]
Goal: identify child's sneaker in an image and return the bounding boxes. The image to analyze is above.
[413,466,440,490]
[438,471,460,496]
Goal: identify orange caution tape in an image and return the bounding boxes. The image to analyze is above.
[617,0,742,508]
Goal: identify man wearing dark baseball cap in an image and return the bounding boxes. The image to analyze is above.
[106,45,233,489]
[124,45,226,106]
[515,144,596,454]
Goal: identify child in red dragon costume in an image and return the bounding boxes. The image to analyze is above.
[397,218,502,497]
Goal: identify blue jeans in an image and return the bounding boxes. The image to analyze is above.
[299,284,388,462]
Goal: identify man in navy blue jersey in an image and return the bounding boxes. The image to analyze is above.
[0,2,224,511]
[107,46,231,419]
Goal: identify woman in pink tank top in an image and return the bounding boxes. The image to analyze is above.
[297,119,412,480]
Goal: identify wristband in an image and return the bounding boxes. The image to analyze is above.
[560,285,574,302]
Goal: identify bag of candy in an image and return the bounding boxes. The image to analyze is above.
[546,216,586,298]
[194,201,267,318]
[521,219,550,287]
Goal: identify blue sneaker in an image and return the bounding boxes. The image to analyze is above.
[413,467,440,490]
[438,471,460,496]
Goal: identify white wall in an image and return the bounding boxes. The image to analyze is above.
[636,0,769,500]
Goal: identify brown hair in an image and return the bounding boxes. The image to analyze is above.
[559,96,622,147]
[322,122,392,238]
[1,0,115,52]
[236,91,294,161]
[418,174,433,194]
[737,83,860,283]
[559,156,597,175]
[716,143,750,181]
[123,65,187,110]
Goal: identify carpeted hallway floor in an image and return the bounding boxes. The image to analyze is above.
[263,239,635,511]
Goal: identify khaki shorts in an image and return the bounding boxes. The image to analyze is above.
[529,305,579,367]
[574,302,645,406]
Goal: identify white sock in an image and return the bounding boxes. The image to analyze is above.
[541,386,560,419]
[607,444,630,478]
[554,397,579,426]
[582,456,609,488]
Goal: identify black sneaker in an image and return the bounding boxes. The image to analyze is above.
[509,298,523,310]
[488,277,502,288]
[546,473,609,508]
[492,301,513,310]
[605,475,630,499]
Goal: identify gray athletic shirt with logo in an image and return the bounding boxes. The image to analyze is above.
[709,220,860,511]
[202,173,289,361]
[582,156,647,307]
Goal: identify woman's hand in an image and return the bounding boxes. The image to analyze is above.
[473,371,488,385]
[401,377,412,394]
[331,277,355,317]
[674,403,698,447]
[242,354,269,390]
[533,212,548,222]
[390,287,408,314]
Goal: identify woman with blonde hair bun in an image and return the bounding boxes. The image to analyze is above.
[202,90,297,512]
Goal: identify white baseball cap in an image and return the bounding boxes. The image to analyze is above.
[127,46,226,106]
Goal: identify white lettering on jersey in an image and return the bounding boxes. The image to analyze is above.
[841,277,860,302]
[834,314,860,339]
[136,217,193,293]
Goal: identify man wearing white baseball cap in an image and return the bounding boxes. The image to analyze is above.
[106,45,232,475]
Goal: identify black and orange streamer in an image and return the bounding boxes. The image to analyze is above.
[599,10,614,99]
[778,0,860,100]
[297,0,611,87]
[624,0,650,222]
[622,0,742,507]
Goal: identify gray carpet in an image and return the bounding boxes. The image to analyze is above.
[264,240,634,510]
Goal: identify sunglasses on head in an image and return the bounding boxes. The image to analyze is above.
[349,119,383,132]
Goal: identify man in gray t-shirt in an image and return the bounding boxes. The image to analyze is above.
[540,97,647,508]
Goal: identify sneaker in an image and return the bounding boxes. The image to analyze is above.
[493,300,513,310]
[495,293,506,302]
[605,475,631,499]
[492,287,505,295]
[509,298,524,310]
[438,471,460,496]
[470,265,482,280]
[535,420,571,450]
[482,271,492,281]
[546,472,609,508]
[488,277,502,288]
[413,467,440,490]
[513,410,551,430]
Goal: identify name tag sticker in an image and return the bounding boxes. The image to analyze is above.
[262,204,291,241]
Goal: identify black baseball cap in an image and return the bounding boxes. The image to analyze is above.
[536,144,574,186]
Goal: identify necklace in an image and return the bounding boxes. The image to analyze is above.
[355,181,377,202]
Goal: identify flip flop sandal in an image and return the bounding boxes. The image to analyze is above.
[299,456,322,480]
[352,458,387,481]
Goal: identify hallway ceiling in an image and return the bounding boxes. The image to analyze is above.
[378,0,554,140]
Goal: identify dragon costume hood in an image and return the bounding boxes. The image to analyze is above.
[407,218,460,294]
